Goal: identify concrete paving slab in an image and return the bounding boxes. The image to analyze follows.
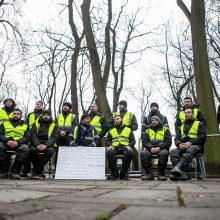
[0,189,58,203]
[184,192,220,207]
[111,206,220,220]
[98,189,177,201]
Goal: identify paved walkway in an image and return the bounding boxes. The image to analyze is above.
[0,178,220,220]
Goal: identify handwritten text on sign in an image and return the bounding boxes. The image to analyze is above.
[55,146,105,180]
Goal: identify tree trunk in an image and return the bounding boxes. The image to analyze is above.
[191,0,220,176]
[81,0,111,120]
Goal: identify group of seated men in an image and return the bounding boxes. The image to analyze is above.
[0,96,209,180]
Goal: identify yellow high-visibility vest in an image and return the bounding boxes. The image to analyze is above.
[179,108,199,124]
[180,120,199,139]
[109,127,131,147]
[147,127,168,141]
[3,121,27,140]
[57,113,75,126]
[113,111,133,126]
[0,108,13,125]
[90,115,102,133]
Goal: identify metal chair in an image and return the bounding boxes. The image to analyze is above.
[189,154,206,180]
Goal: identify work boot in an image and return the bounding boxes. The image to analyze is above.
[107,172,119,180]
[157,175,167,181]
[9,173,21,179]
[141,168,154,180]
[120,171,129,180]
[169,174,179,181]
[178,172,188,181]
[0,172,8,179]
[171,161,183,177]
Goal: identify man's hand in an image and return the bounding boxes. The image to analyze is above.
[151,147,160,155]
[184,142,192,149]
[7,140,18,149]
[37,144,47,151]
[60,131,66,137]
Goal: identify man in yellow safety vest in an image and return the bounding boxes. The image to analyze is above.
[106,115,135,180]
[0,98,16,125]
[89,103,108,146]
[140,116,172,181]
[0,109,30,179]
[29,110,59,179]
[170,107,206,181]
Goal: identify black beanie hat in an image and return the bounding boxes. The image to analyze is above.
[63,102,72,109]
[81,114,90,122]
[119,100,127,108]
[150,102,159,108]
[42,110,51,116]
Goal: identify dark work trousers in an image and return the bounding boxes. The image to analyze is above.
[29,146,55,175]
[170,145,201,169]
[140,148,169,175]
[0,142,29,174]
[106,146,134,176]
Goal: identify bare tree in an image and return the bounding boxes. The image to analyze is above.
[177,0,220,176]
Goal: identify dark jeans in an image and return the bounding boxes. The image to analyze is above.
[106,146,134,176]
[170,145,202,168]
[30,146,55,175]
[0,142,29,174]
[140,148,169,175]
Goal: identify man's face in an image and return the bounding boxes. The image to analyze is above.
[150,106,158,113]
[118,104,125,111]
[42,114,50,121]
[35,102,44,110]
[4,100,13,108]
[114,116,122,126]
[62,105,70,112]
[185,109,193,120]
[184,99,192,107]
[151,118,160,127]
[82,117,90,126]
[90,104,98,113]
[13,111,22,121]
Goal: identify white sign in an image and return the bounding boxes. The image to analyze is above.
[55,146,106,180]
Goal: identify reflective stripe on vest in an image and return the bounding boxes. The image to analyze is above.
[57,113,75,126]
[179,108,199,124]
[113,111,133,126]
[3,121,27,140]
[109,127,131,147]
[0,109,13,125]
[147,127,168,141]
[73,127,95,141]
[180,120,200,139]
[90,115,102,133]
[35,120,55,139]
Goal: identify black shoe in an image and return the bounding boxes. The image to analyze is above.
[169,174,179,181]
[0,172,8,179]
[171,166,182,177]
[120,172,129,180]
[178,172,188,181]
[9,173,20,179]
[141,174,154,180]
[170,172,188,181]
[157,175,167,181]
[107,174,119,180]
